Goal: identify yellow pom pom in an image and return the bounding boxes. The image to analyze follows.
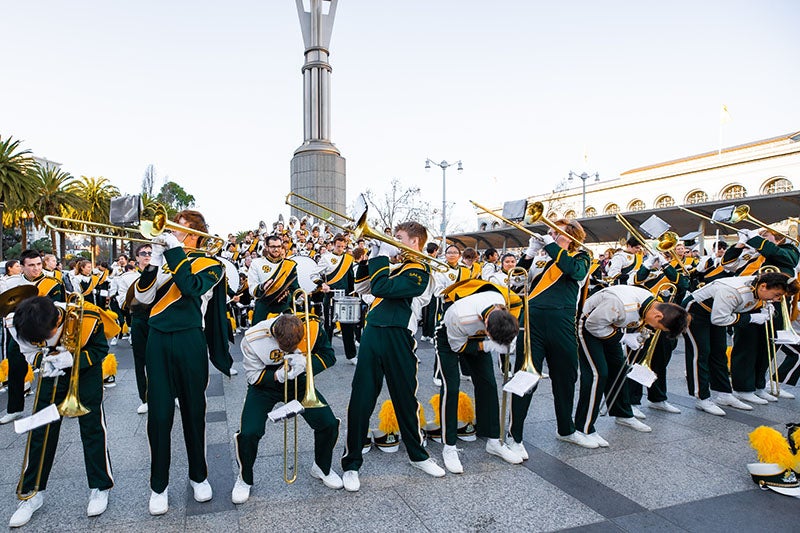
[378,400,399,434]
[429,394,441,426]
[749,426,796,471]
[458,391,475,424]
[105,310,118,321]
[0,359,8,383]
[25,364,34,384]
[418,403,427,427]
[102,354,118,379]
[121,323,129,335]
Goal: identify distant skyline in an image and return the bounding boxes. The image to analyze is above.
[2,1,799,236]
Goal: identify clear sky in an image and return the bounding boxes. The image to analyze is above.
[2,0,799,237]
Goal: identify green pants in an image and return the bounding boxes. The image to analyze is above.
[341,325,428,471]
[20,363,113,493]
[629,334,677,404]
[235,380,338,485]
[435,326,499,446]
[146,327,209,493]
[683,306,731,399]
[252,299,290,325]
[575,319,633,435]
[130,311,150,404]
[510,308,578,439]
[6,341,27,414]
[731,320,770,392]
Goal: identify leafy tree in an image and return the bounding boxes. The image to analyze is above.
[65,176,121,260]
[30,164,86,256]
[0,136,38,260]
[156,181,195,219]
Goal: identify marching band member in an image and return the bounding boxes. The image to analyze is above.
[509,220,593,451]
[41,254,63,283]
[691,241,731,290]
[232,313,342,503]
[73,260,99,305]
[460,247,482,279]
[487,253,526,294]
[7,296,116,527]
[126,244,151,414]
[683,271,798,415]
[480,248,500,281]
[605,238,643,285]
[135,210,232,515]
[435,280,523,473]
[574,285,689,445]
[318,234,358,364]
[248,235,300,323]
[431,245,473,383]
[341,222,445,491]
[1,250,65,426]
[419,242,440,343]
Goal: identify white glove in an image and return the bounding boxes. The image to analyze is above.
[621,333,642,351]
[764,304,776,318]
[541,233,555,246]
[749,310,770,325]
[642,254,659,270]
[51,348,74,369]
[286,353,307,380]
[482,339,510,354]
[368,240,381,259]
[275,365,288,383]
[525,235,544,258]
[41,349,73,378]
[149,241,166,266]
[378,242,400,259]
[737,229,759,244]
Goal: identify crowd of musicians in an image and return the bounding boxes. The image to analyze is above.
[2,202,800,527]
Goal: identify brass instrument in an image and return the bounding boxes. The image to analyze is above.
[729,204,798,244]
[758,265,781,396]
[499,266,541,444]
[44,201,225,255]
[286,192,451,273]
[615,213,689,276]
[676,205,738,233]
[471,200,592,255]
[282,355,299,484]
[637,284,678,370]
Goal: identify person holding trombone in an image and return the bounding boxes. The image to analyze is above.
[232,311,342,504]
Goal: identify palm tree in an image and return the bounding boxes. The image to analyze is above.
[66,176,120,262]
[30,165,86,257]
[0,136,39,260]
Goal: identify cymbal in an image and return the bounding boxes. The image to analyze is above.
[0,285,38,316]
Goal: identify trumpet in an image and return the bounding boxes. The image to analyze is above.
[471,200,592,255]
[286,192,451,273]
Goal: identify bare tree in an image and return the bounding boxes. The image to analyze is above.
[141,164,156,197]
[362,179,432,232]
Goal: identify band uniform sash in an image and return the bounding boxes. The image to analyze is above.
[326,253,354,285]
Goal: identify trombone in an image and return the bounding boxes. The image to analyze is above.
[471,200,592,255]
[285,192,451,273]
[44,202,225,255]
[678,204,798,244]
[615,213,689,276]
[758,265,782,396]
[499,266,541,445]
[282,289,326,484]
[16,292,88,501]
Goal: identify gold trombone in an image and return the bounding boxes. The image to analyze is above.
[44,202,225,255]
[471,200,592,255]
[676,205,739,233]
[614,213,688,276]
[729,205,798,244]
[758,266,782,396]
[285,192,451,273]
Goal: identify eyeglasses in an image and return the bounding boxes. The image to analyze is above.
[138,251,153,256]
[267,245,283,249]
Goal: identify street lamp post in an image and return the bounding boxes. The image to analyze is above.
[568,171,600,216]
[425,158,463,252]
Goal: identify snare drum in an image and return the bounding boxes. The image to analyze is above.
[333,296,361,324]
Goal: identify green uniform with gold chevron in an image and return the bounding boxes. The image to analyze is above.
[342,256,431,471]
[136,248,231,494]
[235,314,338,485]
[511,243,590,440]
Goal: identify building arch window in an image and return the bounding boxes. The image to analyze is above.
[655,195,675,208]
[685,190,708,205]
[547,211,558,221]
[564,210,577,220]
[628,199,645,212]
[604,203,620,215]
[720,184,747,200]
[479,222,488,231]
[491,221,501,229]
[761,177,792,195]
[584,207,597,218]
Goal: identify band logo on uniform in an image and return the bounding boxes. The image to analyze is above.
[331,258,338,265]
[269,349,283,363]
[262,265,272,274]
[408,272,423,286]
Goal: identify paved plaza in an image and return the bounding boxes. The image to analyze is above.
[1,332,798,532]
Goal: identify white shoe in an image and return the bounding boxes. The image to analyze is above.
[754,389,778,402]
[734,391,768,405]
[506,440,529,461]
[0,412,23,424]
[342,470,360,492]
[410,458,446,477]
[776,388,796,399]
[86,488,109,517]
[541,372,550,379]
[648,401,681,414]
[486,438,524,463]
[149,488,168,516]
[9,492,43,527]
[460,374,472,382]
[714,393,752,410]
[695,398,726,416]
[631,406,646,419]
[231,476,251,504]
[190,479,212,502]
[556,431,599,449]
[587,432,609,447]
[175,398,180,409]
[432,377,442,387]
[137,403,148,414]
[615,417,652,432]
[347,357,358,366]
[229,367,239,376]
[110,337,117,346]
[442,445,463,474]
[310,463,343,489]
